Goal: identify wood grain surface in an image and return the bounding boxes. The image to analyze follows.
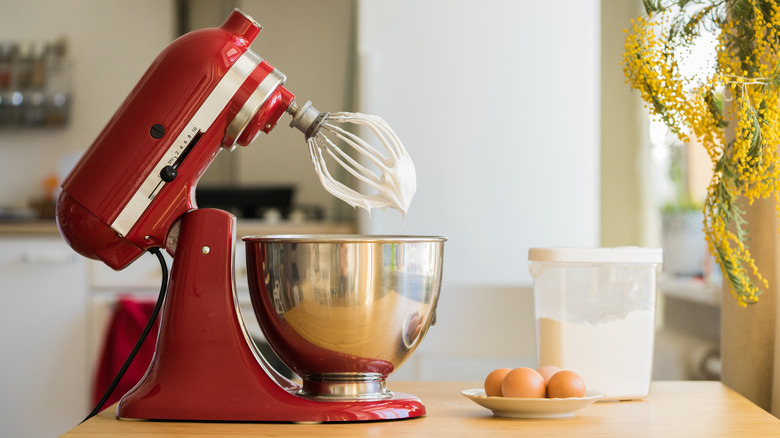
[60,381,780,437]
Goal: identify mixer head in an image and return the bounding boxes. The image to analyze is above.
[57,9,296,270]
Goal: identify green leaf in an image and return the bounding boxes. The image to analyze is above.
[705,89,727,128]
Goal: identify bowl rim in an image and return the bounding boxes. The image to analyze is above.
[242,234,447,243]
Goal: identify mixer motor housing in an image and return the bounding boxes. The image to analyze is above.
[57,9,293,270]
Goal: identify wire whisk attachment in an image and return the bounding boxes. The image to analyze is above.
[288,101,416,216]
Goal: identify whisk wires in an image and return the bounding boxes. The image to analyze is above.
[307,111,416,216]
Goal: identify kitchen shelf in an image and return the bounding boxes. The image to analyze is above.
[0,219,355,237]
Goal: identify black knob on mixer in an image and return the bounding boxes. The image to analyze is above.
[160,165,177,182]
[150,123,165,139]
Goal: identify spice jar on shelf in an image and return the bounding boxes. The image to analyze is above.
[0,38,71,128]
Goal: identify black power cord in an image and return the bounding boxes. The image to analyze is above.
[81,247,169,423]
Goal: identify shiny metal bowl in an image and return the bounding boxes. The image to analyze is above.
[243,235,445,400]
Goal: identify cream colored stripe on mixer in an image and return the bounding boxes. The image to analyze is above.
[111,50,263,237]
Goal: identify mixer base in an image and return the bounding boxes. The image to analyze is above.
[115,209,426,422]
[117,392,426,423]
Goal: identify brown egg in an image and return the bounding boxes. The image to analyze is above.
[546,370,586,398]
[483,368,512,397]
[501,367,546,398]
[536,365,562,384]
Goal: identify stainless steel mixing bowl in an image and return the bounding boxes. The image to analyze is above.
[243,235,445,400]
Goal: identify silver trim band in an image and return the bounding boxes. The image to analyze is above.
[223,68,286,148]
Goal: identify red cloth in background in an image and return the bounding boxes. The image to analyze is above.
[93,295,159,407]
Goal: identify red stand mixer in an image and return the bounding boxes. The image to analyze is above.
[56,9,444,422]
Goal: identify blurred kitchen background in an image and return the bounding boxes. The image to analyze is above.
[0,1,721,436]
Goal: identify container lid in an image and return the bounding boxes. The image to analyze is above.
[528,247,662,264]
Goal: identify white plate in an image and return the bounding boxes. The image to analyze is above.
[461,388,605,419]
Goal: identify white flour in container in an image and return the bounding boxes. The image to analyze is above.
[537,309,655,401]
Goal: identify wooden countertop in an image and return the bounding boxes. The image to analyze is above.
[61,381,780,437]
[0,220,63,236]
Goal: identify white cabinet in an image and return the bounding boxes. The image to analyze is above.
[0,235,88,438]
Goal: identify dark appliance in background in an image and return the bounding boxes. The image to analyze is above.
[196,186,298,219]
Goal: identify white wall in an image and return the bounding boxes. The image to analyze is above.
[357,0,601,379]
[356,0,601,287]
[0,0,175,209]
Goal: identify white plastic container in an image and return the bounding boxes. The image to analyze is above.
[529,247,663,401]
